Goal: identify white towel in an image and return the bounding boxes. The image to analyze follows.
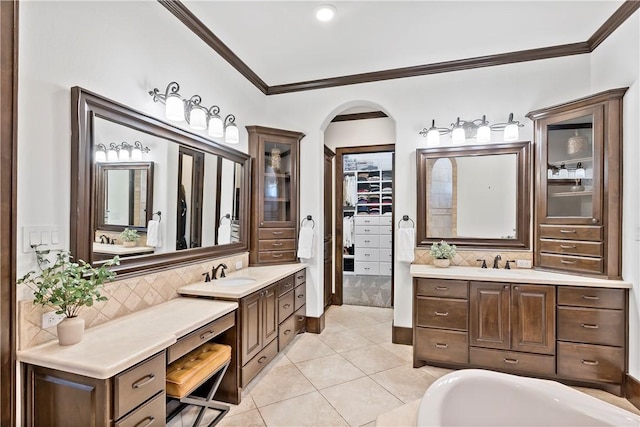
[343,216,354,248]
[146,220,161,247]
[218,223,231,245]
[397,227,415,263]
[297,226,315,259]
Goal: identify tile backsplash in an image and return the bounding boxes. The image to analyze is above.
[19,252,248,350]
[413,249,533,267]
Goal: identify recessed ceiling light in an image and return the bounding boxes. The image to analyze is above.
[315,4,336,22]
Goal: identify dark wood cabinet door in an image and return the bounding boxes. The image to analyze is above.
[262,285,278,345]
[241,292,262,364]
[324,256,332,308]
[469,282,510,350]
[511,284,556,354]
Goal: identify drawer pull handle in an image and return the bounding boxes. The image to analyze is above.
[560,259,576,265]
[298,294,304,298]
[582,295,600,300]
[365,254,370,257]
[434,343,448,349]
[560,229,576,234]
[272,231,284,235]
[580,323,599,329]
[297,275,304,279]
[273,254,284,258]
[284,329,292,335]
[199,330,216,340]
[435,286,449,291]
[298,317,305,322]
[284,282,293,288]
[434,311,449,316]
[283,304,291,309]
[581,359,599,366]
[258,356,267,364]
[504,358,519,364]
[272,242,283,247]
[560,244,577,249]
[364,240,370,243]
[132,374,156,389]
[134,416,155,427]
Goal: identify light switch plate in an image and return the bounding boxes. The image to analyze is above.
[235,260,243,269]
[516,259,532,268]
[42,311,64,328]
[22,226,64,253]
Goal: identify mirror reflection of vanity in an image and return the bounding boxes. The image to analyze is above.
[416,141,530,249]
[71,87,250,275]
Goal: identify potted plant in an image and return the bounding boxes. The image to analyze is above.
[119,228,139,247]
[430,240,457,268]
[17,249,119,345]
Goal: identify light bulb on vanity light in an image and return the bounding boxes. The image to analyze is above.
[95,144,107,162]
[189,107,207,131]
[207,106,224,138]
[165,95,185,122]
[451,118,465,145]
[503,113,519,141]
[118,143,131,161]
[224,114,239,144]
[107,143,119,162]
[315,4,336,21]
[476,115,491,143]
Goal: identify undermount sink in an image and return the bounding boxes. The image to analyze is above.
[215,277,256,286]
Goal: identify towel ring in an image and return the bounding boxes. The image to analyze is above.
[152,211,162,222]
[301,215,315,229]
[220,214,231,224]
[398,215,415,228]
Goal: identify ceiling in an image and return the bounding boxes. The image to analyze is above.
[182,1,624,88]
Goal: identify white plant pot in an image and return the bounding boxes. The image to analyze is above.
[57,316,85,346]
[433,258,451,268]
[122,240,136,247]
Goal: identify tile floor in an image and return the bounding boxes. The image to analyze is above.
[168,304,640,427]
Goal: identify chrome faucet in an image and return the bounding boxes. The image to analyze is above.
[212,263,228,280]
[492,255,502,269]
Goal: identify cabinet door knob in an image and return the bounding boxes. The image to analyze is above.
[504,285,509,289]
[591,218,598,224]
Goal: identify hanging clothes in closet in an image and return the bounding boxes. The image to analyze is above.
[343,215,355,248]
[343,175,357,207]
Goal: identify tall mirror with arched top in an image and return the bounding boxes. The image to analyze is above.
[416,141,531,249]
[71,87,250,276]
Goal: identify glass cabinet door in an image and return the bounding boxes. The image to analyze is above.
[261,139,294,225]
[541,106,603,224]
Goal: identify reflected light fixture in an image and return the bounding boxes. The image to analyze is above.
[98,141,150,162]
[131,141,151,161]
[224,115,239,144]
[95,143,107,162]
[419,113,523,145]
[118,142,131,161]
[315,4,336,21]
[107,143,119,162]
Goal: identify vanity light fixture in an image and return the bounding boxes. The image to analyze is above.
[315,4,337,21]
[107,143,119,162]
[131,141,151,161]
[419,113,524,145]
[118,142,132,161]
[97,141,151,162]
[149,81,240,144]
[95,143,107,162]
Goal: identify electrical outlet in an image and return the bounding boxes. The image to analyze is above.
[235,260,243,270]
[42,311,64,328]
[516,259,532,268]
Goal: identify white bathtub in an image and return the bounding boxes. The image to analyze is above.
[417,369,640,426]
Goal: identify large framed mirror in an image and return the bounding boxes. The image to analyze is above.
[71,87,251,275]
[416,141,530,249]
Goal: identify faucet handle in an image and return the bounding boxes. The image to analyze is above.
[476,259,487,269]
[505,260,516,270]
[202,272,211,282]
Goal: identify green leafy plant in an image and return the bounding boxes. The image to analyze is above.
[119,228,139,242]
[17,248,119,318]
[429,240,457,260]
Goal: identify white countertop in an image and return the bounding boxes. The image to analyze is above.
[92,242,155,255]
[410,264,632,289]
[179,263,307,299]
[18,298,238,379]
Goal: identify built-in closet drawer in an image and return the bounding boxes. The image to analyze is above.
[356,248,379,262]
[114,352,165,420]
[379,249,392,262]
[355,234,379,248]
[379,235,392,249]
[379,216,393,226]
[539,253,603,274]
[355,225,379,235]
[469,347,555,376]
[557,287,625,310]
[414,328,468,364]
[355,216,380,226]
[415,297,467,331]
[379,225,392,235]
[538,224,603,241]
[557,342,624,383]
[355,262,379,275]
[379,262,392,275]
[539,239,603,257]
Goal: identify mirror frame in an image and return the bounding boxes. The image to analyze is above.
[416,141,531,249]
[71,86,251,276]
[95,161,155,233]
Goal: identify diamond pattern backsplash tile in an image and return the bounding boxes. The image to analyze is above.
[18,252,249,350]
[414,249,532,267]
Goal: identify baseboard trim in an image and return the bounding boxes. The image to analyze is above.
[306,313,325,334]
[392,324,413,345]
[627,373,640,411]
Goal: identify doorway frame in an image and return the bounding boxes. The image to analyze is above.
[334,144,395,306]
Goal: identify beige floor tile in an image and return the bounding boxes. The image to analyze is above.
[227,391,257,417]
[296,353,366,389]
[320,319,349,334]
[329,310,380,330]
[420,364,454,378]
[377,342,413,364]
[370,365,437,403]
[317,328,375,353]
[320,377,403,426]
[351,322,392,344]
[350,305,394,323]
[283,333,336,363]
[359,422,376,427]
[574,386,640,415]
[375,399,420,427]
[258,391,349,427]
[341,344,405,375]
[270,351,293,369]
[249,364,316,407]
[217,409,266,427]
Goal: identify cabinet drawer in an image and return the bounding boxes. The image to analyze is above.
[259,239,295,251]
[379,215,393,226]
[114,352,165,420]
[356,248,379,262]
[379,225,392,235]
[557,286,625,310]
[539,224,603,241]
[294,306,306,334]
[241,338,278,387]
[355,261,379,275]
[557,342,624,384]
[379,262,392,276]
[258,250,296,264]
[557,307,624,347]
[539,239,603,257]
[259,228,296,239]
[277,276,295,296]
[539,253,603,274]
[379,234,392,248]
[294,269,306,286]
[355,216,380,226]
[294,282,306,311]
[415,328,468,364]
[355,234,379,248]
[279,290,295,324]
[379,249,392,262]
[355,225,379,235]
[168,312,235,363]
[114,391,165,427]
[415,297,467,331]
[278,312,297,351]
[415,278,468,299]
[469,347,555,376]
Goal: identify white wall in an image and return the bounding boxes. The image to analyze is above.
[590,11,640,377]
[325,117,396,150]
